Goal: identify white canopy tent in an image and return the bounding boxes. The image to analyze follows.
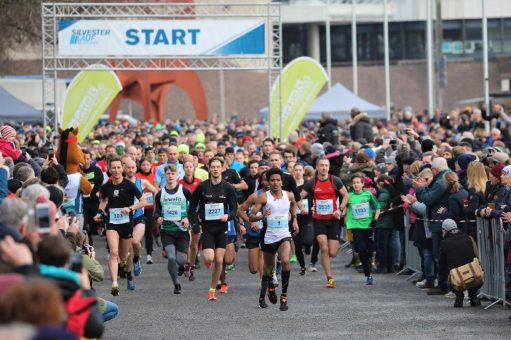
[259,82,387,120]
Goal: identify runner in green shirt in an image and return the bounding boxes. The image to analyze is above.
[346,172,380,285]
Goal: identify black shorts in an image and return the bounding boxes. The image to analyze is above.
[261,237,291,254]
[106,223,133,239]
[294,221,314,246]
[245,235,261,250]
[132,215,146,227]
[191,223,201,235]
[227,235,237,245]
[201,228,228,250]
[314,219,340,240]
[161,230,190,254]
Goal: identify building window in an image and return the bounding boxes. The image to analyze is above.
[504,19,511,53]
[404,21,425,60]
[282,24,307,64]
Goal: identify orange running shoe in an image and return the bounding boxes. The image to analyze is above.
[208,289,217,301]
[326,278,335,288]
[219,283,229,294]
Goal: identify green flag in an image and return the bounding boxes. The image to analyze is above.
[62,64,122,142]
[270,57,328,140]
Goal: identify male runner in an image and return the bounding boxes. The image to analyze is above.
[154,165,193,294]
[124,158,157,276]
[188,157,238,301]
[301,157,348,288]
[95,157,147,295]
[250,168,299,311]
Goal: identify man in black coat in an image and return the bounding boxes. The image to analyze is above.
[439,219,481,308]
[318,112,339,146]
[349,107,373,143]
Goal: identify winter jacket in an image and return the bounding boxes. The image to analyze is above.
[318,119,339,145]
[350,112,373,143]
[489,184,511,218]
[375,188,394,229]
[440,188,469,221]
[464,188,485,231]
[340,162,375,189]
[0,138,21,160]
[415,170,449,232]
[439,230,477,272]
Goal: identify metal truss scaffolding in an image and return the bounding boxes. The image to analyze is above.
[41,2,282,138]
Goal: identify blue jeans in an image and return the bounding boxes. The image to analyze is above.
[421,247,435,282]
[103,300,119,322]
[390,230,401,267]
[431,231,447,289]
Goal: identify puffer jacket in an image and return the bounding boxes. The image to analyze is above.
[350,112,373,143]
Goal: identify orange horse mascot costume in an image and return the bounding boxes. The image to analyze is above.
[56,127,92,216]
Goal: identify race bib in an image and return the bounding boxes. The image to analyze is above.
[267,215,288,229]
[316,199,334,215]
[302,200,309,213]
[205,203,224,221]
[144,192,154,205]
[109,208,129,224]
[352,202,370,219]
[163,205,181,221]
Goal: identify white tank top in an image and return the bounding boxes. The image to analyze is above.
[264,190,291,244]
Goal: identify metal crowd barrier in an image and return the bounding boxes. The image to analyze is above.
[476,217,511,309]
[396,211,422,281]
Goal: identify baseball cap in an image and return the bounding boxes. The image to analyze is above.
[258,160,269,167]
[491,152,509,164]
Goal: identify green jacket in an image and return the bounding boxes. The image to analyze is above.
[375,188,394,229]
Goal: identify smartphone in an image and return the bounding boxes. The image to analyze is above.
[35,203,51,234]
[390,140,397,146]
[69,253,83,273]
[48,147,54,159]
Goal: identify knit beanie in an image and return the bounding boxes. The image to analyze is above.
[0,125,16,139]
[491,163,505,178]
[456,154,476,171]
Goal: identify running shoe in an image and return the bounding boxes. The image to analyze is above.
[444,291,456,299]
[225,263,235,271]
[290,255,297,264]
[127,278,136,290]
[259,297,268,309]
[155,235,162,247]
[174,284,182,295]
[110,282,120,296]
[184,263,191,277]
[208,290,217,301]
[308,263,317,272]
[134,261,142,276]
[219,283,229,294]
[366,275,374,285]
[272,273,279,287]
[326,278,335,288]
[279,294,288,311]
[299,268,306,276]
[189,268,195,282]
[146,255,153,265]
[267,286,278,304]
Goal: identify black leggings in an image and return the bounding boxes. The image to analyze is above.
[293,220,314,269]
[144,209,154,255]
[352,228,373,277]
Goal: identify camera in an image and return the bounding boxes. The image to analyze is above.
[35,203,51,234]
[69,253,83,273]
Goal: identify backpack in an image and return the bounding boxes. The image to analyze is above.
[448,236,484,291]
[65,290,97,338]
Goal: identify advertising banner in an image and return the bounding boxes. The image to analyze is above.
[270,57,328,139]
[61,64,122,142]
[58,20,265,56]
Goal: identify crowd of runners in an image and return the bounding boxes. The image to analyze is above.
[1,104,511,337]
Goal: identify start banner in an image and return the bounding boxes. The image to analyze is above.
[58,20,265,56]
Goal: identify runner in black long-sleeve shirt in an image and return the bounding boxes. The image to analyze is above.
[188,157,237,301]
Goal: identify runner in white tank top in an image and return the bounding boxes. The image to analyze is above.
[249,168,299,311]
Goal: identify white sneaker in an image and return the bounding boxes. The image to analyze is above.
[146,255,153,264]
[444,291,456,299]
[415,279,427,288]
[308,263,318,272]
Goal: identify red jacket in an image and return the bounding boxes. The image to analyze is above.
[0,138,21,160]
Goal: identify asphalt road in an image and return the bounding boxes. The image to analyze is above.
[92,237,510,339]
